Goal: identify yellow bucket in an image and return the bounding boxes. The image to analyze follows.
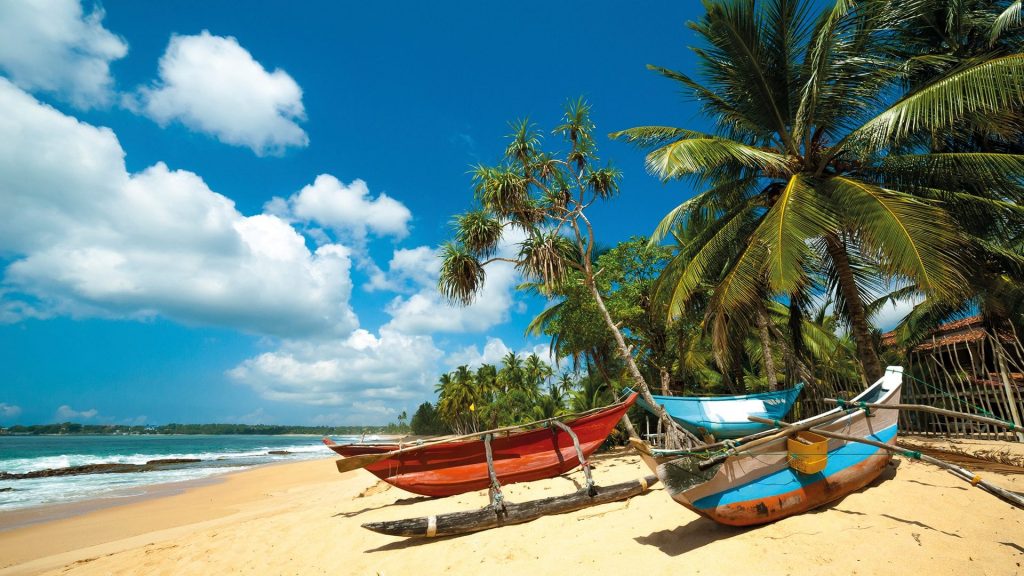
[787,431,829,475]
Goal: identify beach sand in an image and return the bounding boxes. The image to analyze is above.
[1,438,1021,576]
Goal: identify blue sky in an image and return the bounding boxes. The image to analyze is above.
[0,0,720,426]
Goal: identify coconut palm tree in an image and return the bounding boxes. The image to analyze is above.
[613,0,1024,383]
[434,366,478,434]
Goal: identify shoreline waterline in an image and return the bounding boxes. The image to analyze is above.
[0,434,363,512]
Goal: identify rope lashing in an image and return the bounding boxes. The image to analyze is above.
[833,398,868,415]
[902,450,922,460]
[970,475,983,486]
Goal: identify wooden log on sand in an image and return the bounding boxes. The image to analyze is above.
[361,475,658,538]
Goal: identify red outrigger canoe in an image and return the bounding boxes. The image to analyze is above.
[323,392,637,497]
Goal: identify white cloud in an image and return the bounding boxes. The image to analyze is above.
[381,231,527,335]
[444,337,557,370]
[872,297,921,331]
[0,0,127,108]
[130,31,307,155]
[276,176,412,242]
[365,246,439,292]
[0,403,22,418]
[445,337,512,368]
[385,259,518,334]
[56,404,98,420]
[0,79,356,338]
[227,327,443,407]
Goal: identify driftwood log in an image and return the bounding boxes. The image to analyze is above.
[361,475,658,538]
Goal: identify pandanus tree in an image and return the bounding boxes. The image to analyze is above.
[438,99,703,448]
[614,0,1024,384]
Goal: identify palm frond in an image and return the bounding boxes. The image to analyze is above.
[752,174,839,293]
[612,126,791,180]
[991,0,1022,45]
[843,54,1024,154]
[823,176,966,297]
[438,242,485,305]
[454,210,503,258]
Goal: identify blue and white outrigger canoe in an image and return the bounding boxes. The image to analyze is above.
[641,367,902,526]
[632,383,804,440]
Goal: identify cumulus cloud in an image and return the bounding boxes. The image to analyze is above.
[0,403,22,418]
[56,404,98,420]
[365,246,439,292]
[445,337,512,368]
[0,0,127,108]
[444,338,557,370]
[130,31,307,155]
[227,327,443,407]
[384,260,517,334]
[271,176,412,242]
[0,78,356,338]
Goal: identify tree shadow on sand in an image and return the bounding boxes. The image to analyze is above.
[333,495,435,519]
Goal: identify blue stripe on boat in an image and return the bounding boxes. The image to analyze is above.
[691,424,898,509]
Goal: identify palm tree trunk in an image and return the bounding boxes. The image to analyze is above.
[824,234,883,383]
[585,279,702,449]
[756,304,780,391]
[659,366,673,395]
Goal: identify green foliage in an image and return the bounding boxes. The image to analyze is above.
[410,402,449,436]
[613,0,1024,383]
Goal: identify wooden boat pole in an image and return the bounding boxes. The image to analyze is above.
[747,416,1024,511]
[822,399,1022,433]
[696,408,861,470]
[483,433,506,511]
[551,419,596,495]
[333,398,634,474]
[813,428,1024,510]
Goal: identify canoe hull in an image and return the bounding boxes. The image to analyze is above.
[636,384,804,440]
[326,394,636,497]
[658,367,902,527]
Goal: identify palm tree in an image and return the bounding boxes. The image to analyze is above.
[439,99,703,448]
[524,353,553,394]
[614,0,1024,383]
[434,366,478,434]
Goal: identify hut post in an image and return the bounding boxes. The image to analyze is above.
[994,340,1024,442]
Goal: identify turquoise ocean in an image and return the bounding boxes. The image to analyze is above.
[0,434,368,511]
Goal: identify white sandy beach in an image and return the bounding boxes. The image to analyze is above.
[0,438,1021,576]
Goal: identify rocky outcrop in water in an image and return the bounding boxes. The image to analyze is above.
[0,459,204,480]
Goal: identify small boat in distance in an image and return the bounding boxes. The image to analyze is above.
[324,393,637,497]
[640,367,902,526]
[631,383,804,440]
